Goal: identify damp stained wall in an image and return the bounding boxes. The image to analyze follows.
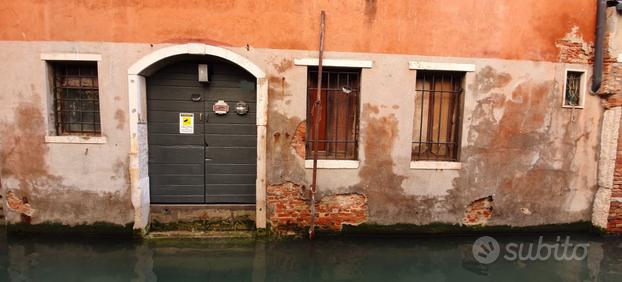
[0,38,604,228]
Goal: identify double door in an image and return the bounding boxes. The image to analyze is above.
[147,58,257,204]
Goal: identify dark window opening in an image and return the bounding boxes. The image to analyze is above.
[412,70,464,162]
[306,67,360,160]
[52,61,101,135]
[564,71,582,107]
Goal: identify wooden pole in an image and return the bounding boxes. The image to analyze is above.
[309,10,325,240]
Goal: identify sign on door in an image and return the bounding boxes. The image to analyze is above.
[179,113,194,134]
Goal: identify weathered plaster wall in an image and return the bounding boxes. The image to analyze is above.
[0,40,603,233]
[0,0,595,62]
[259,50,602,232]
[0,41,153,225]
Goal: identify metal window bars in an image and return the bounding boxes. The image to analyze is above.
[306,67,360,160]
[565,71,582,107]
[412,70,464,161]
[53,62,101,135]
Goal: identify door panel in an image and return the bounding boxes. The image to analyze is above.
[148,57,257,204]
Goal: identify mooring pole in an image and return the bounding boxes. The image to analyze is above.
[309,10,325,240]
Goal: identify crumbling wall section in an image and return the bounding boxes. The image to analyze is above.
[267,182,367,236]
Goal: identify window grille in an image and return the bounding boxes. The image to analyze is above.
[412,70,464,161]
[564,71,582,107]
[306,67,360,160]
[52,62,101,135]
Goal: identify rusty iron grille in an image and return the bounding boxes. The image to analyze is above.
[306,67,360,160]
[565,71,582,107]
[52,62,101,135]
[412,70,464,161]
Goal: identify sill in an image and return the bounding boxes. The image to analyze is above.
[410,161,462,170]
[45,135,107,144]
[562,105,584,109]
[304,160,360,169]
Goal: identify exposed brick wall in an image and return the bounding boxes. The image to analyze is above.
[267,182,367,236]
[462,196,493,226]
[555,26,593,64]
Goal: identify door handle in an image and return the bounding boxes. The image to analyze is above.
[199,112,204,121]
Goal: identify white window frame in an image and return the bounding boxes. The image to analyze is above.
[41,53,106,144]
[561,68,587,109]
[408,61,475,170]
[294,58,373,68]
[297,58,371,169]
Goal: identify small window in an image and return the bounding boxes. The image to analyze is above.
[306,67,360,160]
[563,70,585,108]
[412,70,464,162]
[51,62,101,135]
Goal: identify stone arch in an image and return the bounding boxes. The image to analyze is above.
[127,43,268,232]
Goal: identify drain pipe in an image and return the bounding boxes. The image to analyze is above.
[592,0,606,94]
[309,11,326,240]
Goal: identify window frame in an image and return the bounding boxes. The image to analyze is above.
[562,69,586,109]
[304,66,362,161]
[41,53,107,144]
[411,70,465,163]
[408,61,475,169]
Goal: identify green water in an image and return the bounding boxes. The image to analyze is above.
[0,231,621,281]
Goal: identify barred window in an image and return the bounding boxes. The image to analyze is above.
[412,70,464,161]
[563,71,583,107]
[306,67,360,160]
[52,62,101,135]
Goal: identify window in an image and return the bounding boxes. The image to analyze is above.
[563,70,585,108]
[412,70,464,162]
[51,61,101,135]
[306,67,360,160]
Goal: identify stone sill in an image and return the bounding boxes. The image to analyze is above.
[304,160,360,169]
[410,161,462,170]
[45,135,107,144]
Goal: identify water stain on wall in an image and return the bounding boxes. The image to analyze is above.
[114,109,126,130]
[0,97,133,225]
[451,79,586,226]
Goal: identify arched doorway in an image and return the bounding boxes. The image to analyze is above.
[127,44,268,232]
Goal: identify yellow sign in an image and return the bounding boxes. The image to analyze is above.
[179,113,194,134]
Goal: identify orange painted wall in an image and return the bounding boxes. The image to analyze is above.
[0,0,595,62]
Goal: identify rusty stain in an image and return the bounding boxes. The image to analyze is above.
[273,132,281,143]
[364,0,377,25]
[266,111,306,184]
[114,109,126,130]
[272,58,294,73]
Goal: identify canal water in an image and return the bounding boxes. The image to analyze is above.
[0,231,621,281]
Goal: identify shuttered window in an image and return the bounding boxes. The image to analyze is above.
[306,67,360,160]
[52,62,101,135]
[412,70,464,161]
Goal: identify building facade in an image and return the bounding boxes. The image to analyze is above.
[0,0,621,236]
